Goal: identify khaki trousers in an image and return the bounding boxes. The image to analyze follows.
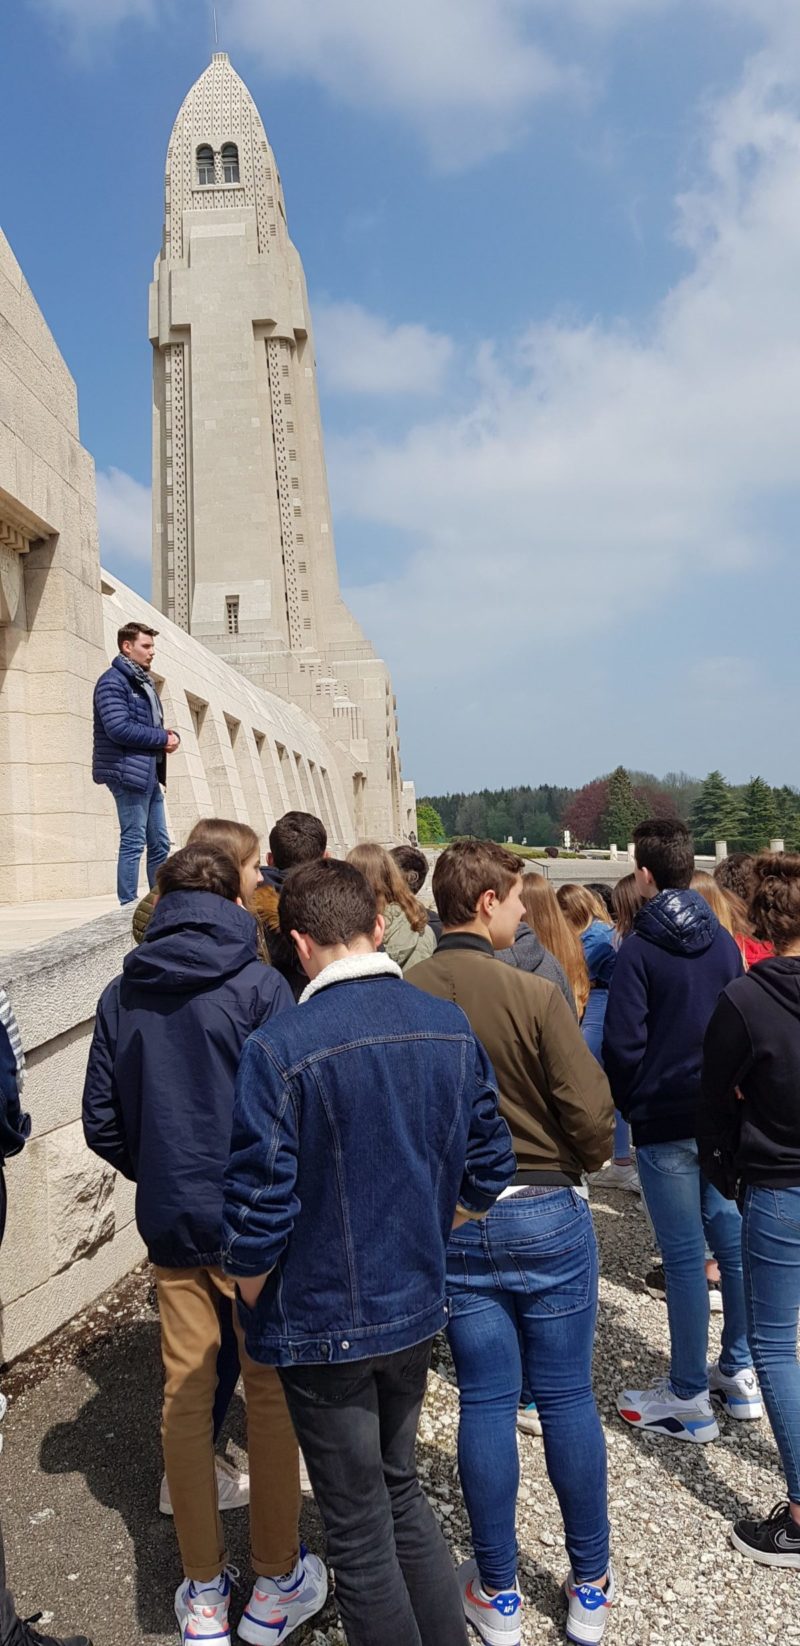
[155,1265,301,1582]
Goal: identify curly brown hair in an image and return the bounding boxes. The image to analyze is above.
[714,852,756,904]
[749,854,800,953]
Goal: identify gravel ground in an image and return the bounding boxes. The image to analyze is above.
[2,1185,794,1645]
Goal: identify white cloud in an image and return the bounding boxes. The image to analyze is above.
[314,302,453,397]
[332,55,800,693]
[96,467,151,569]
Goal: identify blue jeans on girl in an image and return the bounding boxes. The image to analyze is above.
[743,1185,800,1501]
[636,1138,751,1398]
[446,1190,609,1591]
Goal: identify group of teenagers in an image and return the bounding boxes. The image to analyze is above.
[5,811,800,1646]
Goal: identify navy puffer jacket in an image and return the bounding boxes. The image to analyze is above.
[93,655,168,794]
[82,890,294,1267]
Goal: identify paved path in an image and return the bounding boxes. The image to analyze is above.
[1,1192,796,1646]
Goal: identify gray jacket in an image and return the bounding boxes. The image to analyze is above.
[496,924,576,1016]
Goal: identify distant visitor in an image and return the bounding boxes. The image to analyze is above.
[92,622,180,905]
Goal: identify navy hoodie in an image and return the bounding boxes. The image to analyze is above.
[699,957,800,1188]
[82,890,294,1266]
[602,889,741,1146]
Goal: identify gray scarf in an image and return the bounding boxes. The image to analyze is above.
[128,660,163,728]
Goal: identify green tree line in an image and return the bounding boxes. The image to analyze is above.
[418,769,800,852]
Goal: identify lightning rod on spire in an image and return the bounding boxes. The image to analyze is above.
[213,5,219,48]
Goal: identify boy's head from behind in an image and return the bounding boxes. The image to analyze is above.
[156,845,242,904]
[279,858,383,979]
[390,844,429,896]
[633,818,694,896]
[268,810,327,871]
[432,839,523,950]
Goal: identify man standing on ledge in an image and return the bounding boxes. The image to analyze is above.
[93,622,180,905]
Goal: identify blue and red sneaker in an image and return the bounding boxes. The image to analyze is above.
[458,1556,522,1646]
[237,1547,327,1643]
[616,1377,719,1442]
[565,1564,616,1645]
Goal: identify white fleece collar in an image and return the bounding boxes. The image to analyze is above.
[299,951,402,1004]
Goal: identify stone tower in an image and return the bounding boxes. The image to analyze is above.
[150,53,408,840]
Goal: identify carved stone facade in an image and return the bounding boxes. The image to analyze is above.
[150,53,408,842]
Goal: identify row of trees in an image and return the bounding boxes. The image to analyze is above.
[418,769,800,853]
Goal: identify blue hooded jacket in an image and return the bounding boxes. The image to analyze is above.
[82,890,294,1266]
[92,654,169,794]
[602,888,741,1146]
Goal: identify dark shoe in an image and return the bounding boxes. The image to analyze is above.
[644,1265,665,1300]
[730,1502,800,1568]
[13,1615,92,1646]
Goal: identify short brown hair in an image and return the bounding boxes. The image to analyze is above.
[432,839,521,928]
[633,817,694,891]
[118,621,158,651]
[279,858,377,946]
[749,853,800,952]
[269,810,327,870]
[156,845,241,903]
[390,844,429,895]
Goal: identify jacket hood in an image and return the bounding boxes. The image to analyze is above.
[634,889,718,956]
[259,864,285,893]
[748,955,800,1018]
[123,890,259,992]
[513,923,546,964]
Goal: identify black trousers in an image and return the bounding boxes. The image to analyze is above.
[279,1338,468,1646]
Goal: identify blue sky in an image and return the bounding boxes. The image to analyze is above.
[4,0,800,794]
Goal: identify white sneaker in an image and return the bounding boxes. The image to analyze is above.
[565,1563,616,1644]
[516,1401,543,1438]
[616,1377,719,1442]
[459,1557,522,1646]
[161,1456,250,1516]
[590,1161,640,1193]
[237,1547,327,1643]
[709,1361,763,1421]
[175,1569,232,1642]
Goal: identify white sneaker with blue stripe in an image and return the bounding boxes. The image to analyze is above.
[237,1547,327,1643]
[565,1563,615,1644]
[709,1361,762,1420]
[616,1376,719,1442]
[458,1556,522,1645]
[175,1570,233,1642]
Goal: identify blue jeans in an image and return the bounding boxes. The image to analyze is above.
[637,1138,751,1398]
[110,783,171,904]
[743,1186,800,1502]
[446,1191,609,1590]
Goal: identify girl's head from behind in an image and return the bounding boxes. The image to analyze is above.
[611,873,642,939]
[520,874,590,1019]
[186,818,261,903]
[348,841,428,933]
[691,869,746,938]
[750,854,800,954]
[557,882,612,932]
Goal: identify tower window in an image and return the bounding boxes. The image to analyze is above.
[197,145,215,185]
[225,595,240,636]
[222,143,240,184]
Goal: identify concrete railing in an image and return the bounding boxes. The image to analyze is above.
[0,909,144,1364]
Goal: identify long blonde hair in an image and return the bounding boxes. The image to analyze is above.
[691,870,747,938]
[521,875,590,1020]
[348,842,429,934]
[557,882,613,933]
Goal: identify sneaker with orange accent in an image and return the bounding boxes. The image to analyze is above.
[175,1570,232,1642]
[237,1547,327,1644]
[458,1556,522,1646]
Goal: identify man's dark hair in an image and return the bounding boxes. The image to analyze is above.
[269,810,327,871]
[633,817,694,891]
[390,844,429,895]
[156,845,240,903]
[433,839,521,928]
[586,882,615,915]
[117,621,158,652]
[279,858,377,946]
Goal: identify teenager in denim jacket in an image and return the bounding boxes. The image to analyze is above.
[222,858,514,1646]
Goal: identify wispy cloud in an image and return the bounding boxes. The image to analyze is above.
[314,302,454,397]
[96,467,151,570]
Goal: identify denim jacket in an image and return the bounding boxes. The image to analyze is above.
[222,953,515,1365]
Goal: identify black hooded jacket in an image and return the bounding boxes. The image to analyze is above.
[82,890,294,1265]
[602,889,741,1145]
[699,956,800,1189]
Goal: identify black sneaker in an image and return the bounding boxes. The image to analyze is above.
[644,1265,665,1300]
[730,1502,800,1568]
[14,1616,92,1646]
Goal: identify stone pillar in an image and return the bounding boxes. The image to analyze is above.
[715,841,728,862]
[627,842,635,860]
[770,839,785,853]
[610,844,618,861]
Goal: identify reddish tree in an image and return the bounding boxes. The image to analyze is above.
[633,786,679,822]
[563,780,609,847]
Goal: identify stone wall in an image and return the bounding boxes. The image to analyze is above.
[0,910,142,1364]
